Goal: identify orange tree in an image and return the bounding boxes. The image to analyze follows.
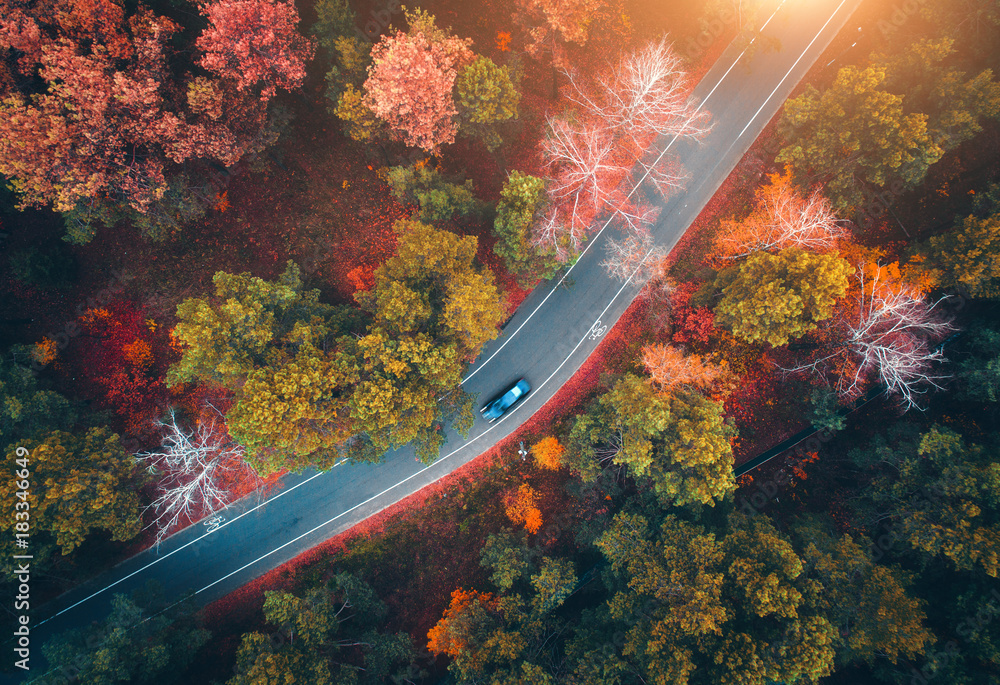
[530,436,565,470]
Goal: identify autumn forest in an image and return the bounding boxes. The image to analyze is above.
[1,0,999,682]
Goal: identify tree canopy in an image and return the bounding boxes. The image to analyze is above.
[0,428,142,573]
[228,573,414,685]
[169,221,504,473]
[493,171,561,286]
[42,584,210,685]
[0,0,310,225]
[566,373,736,509]
[850,424,1000,578]
[363,8,474,151]
[777,65,943,212]
[714,248,853,347]
[912,212,1000,299]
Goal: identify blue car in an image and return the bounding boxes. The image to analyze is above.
[481,379,530,423]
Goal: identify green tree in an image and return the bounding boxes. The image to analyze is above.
[428,538,577,683]
[807,385,847,432]
[456,56,520,151]
[168,261,338,388]
[492,171,560,286]
[312,0,386,144]
[714,248,853,346]
[594,511,837,684]
[169,261,366,473]
[229,574,414,685]
[879,37,1000,154]
[379,163,481,223]
[566,374,736,509]
[791,514,933,667]
[851,424,1000,578]
[312,0,356,56]
[62,171,216,244]
[912,212,1000,299]
[42,583,210,685]
[0,428,142,575]
[0,347,76,453]
[954,321,1000,403]
[332,83,385,142]
[777,65,943,212]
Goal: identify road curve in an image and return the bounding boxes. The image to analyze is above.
[7,0,862,680]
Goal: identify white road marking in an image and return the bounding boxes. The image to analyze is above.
[737,0,849,141]
[33,463,346,628]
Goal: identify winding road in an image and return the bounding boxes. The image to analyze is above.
[7,0,864,680]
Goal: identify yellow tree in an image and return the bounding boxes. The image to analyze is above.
[567,374,736,509]
[0,429,142,574]
[911,212,1000,299]
[714,248,853,347]
[226,342,358,475]
[351,220,507,462]
[168,261,331,388]
[596,512,837,684]
[358,219,506,356]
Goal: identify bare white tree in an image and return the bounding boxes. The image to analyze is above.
[563,38,713,146]
[601,229,670,286]
[137,407,259,545]
[784,266,953,410]
[717,174,847,260]
[534,39,712,257]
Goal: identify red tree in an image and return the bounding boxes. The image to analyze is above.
[197,0,315,99]
[670,282,716,346]
[0,0,304,213]
[73,301,167,437]
[363,12,474,151]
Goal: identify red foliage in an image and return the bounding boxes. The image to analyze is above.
[670,282,715,346]
[346,264,376,293]
[363,26,473,151]
[197,0,315,100]
[73,301,167,438]
[0,1,298,213]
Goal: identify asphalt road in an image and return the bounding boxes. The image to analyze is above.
[6,0,864,680]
